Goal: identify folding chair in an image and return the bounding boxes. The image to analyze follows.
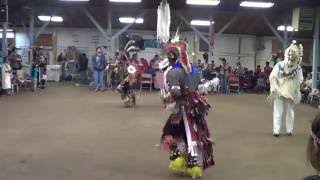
[140,73,153,92]
[228,76,240,94]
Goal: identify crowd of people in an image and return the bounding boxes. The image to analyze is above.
[0,47,48,95]
[198,58,273,94]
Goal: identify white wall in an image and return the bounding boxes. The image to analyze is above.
[15,27,275,70]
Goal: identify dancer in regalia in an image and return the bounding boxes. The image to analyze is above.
[116,41,140,108]
[160,41,215,178]
[268,41,304,137]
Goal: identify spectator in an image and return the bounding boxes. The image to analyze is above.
[202,63,217,81]
[235,62,245,75]
[254,65,262,77]
[139,58,149,73]
[304,113,320,180]
[218,58,230,93]
[301,73,313,102]
[92,47,106,91]
[1,57,12,95]
[254,74,266,93]
[8,47,22,71]
[78,53,89,84]
[264,61,273,90]
[149,54,160,75]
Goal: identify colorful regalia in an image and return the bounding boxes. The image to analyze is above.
[160,41,215,178]
[268,41,304,136]
[116,41,140,108]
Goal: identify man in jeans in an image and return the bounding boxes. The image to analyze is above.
[92,47,106,91]
[218,58,230,93]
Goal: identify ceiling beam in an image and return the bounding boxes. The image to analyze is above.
[176,12,209,45]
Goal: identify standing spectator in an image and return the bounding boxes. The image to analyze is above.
[263,61,273,90]
[218,58,230,93]
[254,65,262,77]
[78,53,89,84]
[263,62,273,79]
[1,57,12,95]
[92,47,106,91]
[8,47,22,71]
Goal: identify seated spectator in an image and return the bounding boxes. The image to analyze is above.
[235,62,245,75]
[202,63,217,81]
[303,113,320,180]
[211,74,220,92]
[148,54,160,75]
[301,73,313,102]
[139,58,149,73]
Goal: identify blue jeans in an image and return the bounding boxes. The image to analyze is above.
[93,70,105,90]
[219,75,228,93]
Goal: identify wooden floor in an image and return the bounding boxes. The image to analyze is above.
[0,84,318,180]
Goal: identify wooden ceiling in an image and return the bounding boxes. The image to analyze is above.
[6,0,320,38]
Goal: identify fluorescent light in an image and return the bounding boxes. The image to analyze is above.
[186,0,220,6]
[135,18,144,24]
[0,29,13,32]
[119,17,135,23]
[38,15,51,21]
[190,20,214,26]
[110,0,141,3]
[119,17,144,24]
[51,16,63,22]
[240,1,274,8]
[277,25,298,32]
[0,32,15,38]
[59,0,89,1]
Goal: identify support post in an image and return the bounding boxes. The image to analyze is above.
[312,8,320,89]
[208,16,214,64]
[177,12,209,45]
[2,0,8,56]
[111,12,145,41]
[107,8,113,53]
[29,9,35,45]
[283,24,288,51]
[216,15,238,37]
[263,16,284,44]
[34,9,60,42]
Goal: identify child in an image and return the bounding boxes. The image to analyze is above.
[304,113,320,180]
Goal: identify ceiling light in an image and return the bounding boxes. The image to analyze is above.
[119,17,144,24]
[38,15,51,22]
[240,1,274,8]
[277,25,298,32]
[135,18,144,24]
[0,32,15,38]
[59,0,89,1]
[0,29,13,32]
[51,16,63,22]
[110,0,141,3]
[190,20,214,26]
[186,0,220,6]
